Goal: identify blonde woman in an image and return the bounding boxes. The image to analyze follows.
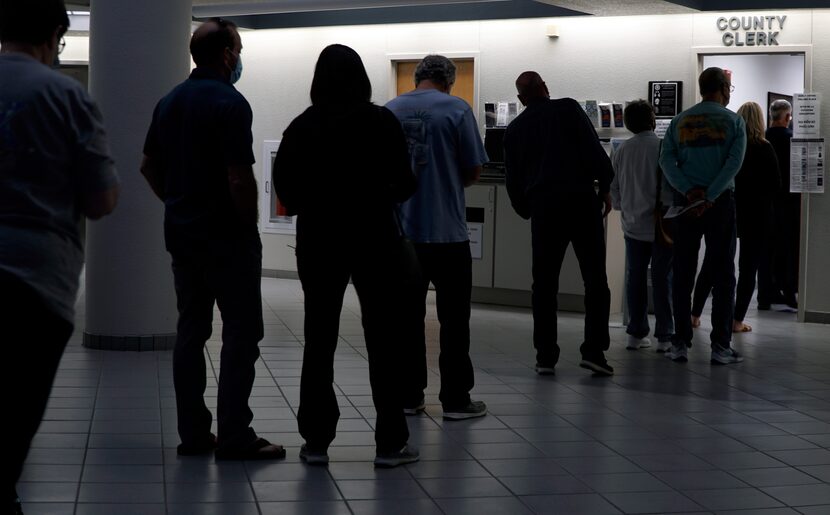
[732,102,780,331]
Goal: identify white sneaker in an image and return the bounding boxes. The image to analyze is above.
[626,336,652,350]
[711,345,744,365]
[656,341,673,353]
[665,344,688,362]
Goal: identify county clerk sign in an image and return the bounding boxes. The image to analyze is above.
[717,15,787,46]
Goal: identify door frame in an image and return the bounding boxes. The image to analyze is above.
[692,44,813,322]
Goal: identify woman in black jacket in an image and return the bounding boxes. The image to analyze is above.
[273,44,418,467]
[732,101,780,332]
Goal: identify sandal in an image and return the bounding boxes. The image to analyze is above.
[215,437,286,461]
[733,322,752,333]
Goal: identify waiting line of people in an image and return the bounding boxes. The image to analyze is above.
[611,67,799,366]
[0,1,800,513]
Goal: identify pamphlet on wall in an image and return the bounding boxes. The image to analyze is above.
[599,103,612,128]
[613,103,624,128]
[790,138,825,193]
[584,100,599,128]
[663,199,706,219]
[655,119,672,139]
[496,102,509,127]
[793,93,821,138]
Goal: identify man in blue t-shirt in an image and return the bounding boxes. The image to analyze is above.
[660,67,746,365]
[1,1,119,512]
[386,55,489,421]
[141,19,284,461]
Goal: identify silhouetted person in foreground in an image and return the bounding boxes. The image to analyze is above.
[141,18,284,461]
[504,71,615,376]
[1,1,119,512]
[274,44,419,468]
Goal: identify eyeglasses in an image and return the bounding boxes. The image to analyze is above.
[726,83,735,93]
[58,36,66,56]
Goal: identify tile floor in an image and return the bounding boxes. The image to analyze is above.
[17,277,830,514]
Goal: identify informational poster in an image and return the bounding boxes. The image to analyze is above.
[467,223,483,260]
[793,93,821,138]
[655,119,672,139]
[790,138,825,193]
[649,81,683,118]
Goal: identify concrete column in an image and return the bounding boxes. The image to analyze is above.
[84,0,192,350]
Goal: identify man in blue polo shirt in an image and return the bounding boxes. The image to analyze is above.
[386,55,489,420]
[141,18,284,460]
[660,67,746,364]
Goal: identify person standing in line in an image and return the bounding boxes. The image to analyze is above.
[386,55,489,420]
[503,71,615,377]
[659,67,746,364]
[610,100,674,353]
[687,102,780,332]
[1,1,120,513]
[141,18,285,460]
[766,99,799,310]
[273,44,419,468]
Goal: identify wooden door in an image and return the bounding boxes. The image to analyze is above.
[395,58,475,108]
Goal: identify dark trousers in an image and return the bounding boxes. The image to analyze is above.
[624,237,674,342]
[296,239,409,453]
[673,193,737,349]
[531,193,611,364]
[733,231,771,321]
[402,242,474,409]
[169,235,264,451]
[1,274,73,506]
[773,196,800,301]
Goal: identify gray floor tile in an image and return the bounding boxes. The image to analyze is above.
[16,482,78,503]
[769,449,830,467]
[19,465,82,483]
[732,467,823,487]
[499,475,593,495]
[763,484,830,506]
[335,479,427,500]
[603,491,705,513]
[251,480,342,502]
[660,470,749,490]
[406,459,493,478]
[479,458,570,477]
[167,504,260,515]
[520,493,623,514]
[258,501,352,515]
[77,483,164,503]
[698,451,788,470]
[81,464,163,483]
[685,487,784,510]
[74,504,166,515]
[434,497,534,515]
[15,503,75,515]
[577,472,671,493]
[417,477,513,498]
[165,482,255,503]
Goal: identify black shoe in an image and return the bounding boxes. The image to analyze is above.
[535,363,556,375]
[579,354,614,376]
[403,395,426,415]
[443,400,487,420]
[299,444,330,465]
[215,437,286,461]
[177,433,218,456]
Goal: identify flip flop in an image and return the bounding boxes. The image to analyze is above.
[733,323,752,333]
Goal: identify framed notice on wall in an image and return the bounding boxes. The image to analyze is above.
[649,81,683,118]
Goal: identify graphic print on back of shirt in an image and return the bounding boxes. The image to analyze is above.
[401,110,431,171]
[677,114,730,148]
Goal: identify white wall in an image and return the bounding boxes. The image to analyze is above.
[702,53,804,123]
[63,8,830,319]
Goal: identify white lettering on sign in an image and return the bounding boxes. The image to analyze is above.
[717,14,786,47]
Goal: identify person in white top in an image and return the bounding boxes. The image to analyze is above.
[610,100,674,353]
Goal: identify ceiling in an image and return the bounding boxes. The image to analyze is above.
[66,0,825,29]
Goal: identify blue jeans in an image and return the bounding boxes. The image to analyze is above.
[672,192,737,349]
[625,237,674,342]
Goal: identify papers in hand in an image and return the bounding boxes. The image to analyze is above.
[663,199,706,219]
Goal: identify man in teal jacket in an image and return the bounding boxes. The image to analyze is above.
[660,67,746,364]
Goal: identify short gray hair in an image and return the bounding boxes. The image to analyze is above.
[414,55,456,88]
[770,99,792,122]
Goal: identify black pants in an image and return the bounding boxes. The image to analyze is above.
[401,242,475,409]
[673,193,736,349]
[296,238,409,453]
[773,196,800,301]
[169,234,264,451]
[2,274,73,507]
[530,193,611,364]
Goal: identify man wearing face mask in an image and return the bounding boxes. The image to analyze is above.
[141,18,284,460]
[660,67,746,365]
